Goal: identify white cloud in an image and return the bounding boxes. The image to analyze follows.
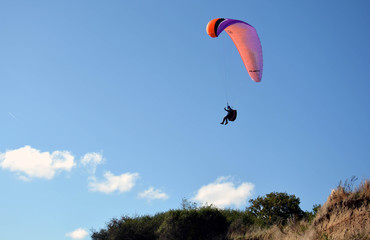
[0,145,75,181]
[66,228,89,239]
[88,171,139,194]
[80,152,103,174]
[192,176,254,209]
[139,187,169,201]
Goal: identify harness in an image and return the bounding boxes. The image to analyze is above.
[228,110,237,121]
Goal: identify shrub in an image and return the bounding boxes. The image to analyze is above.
[247,192,305,226]
[157,206,228,240]
[91,214,165,240]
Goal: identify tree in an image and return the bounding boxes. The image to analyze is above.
[247,192,304,225]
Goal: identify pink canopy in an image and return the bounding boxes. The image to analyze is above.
[207,18,263,82]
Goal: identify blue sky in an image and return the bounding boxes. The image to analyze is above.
[1,0,369,239]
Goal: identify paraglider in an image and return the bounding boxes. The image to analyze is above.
[206,18,263,125]
[220,104,237,125]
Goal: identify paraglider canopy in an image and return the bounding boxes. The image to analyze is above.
[206,18,263,82]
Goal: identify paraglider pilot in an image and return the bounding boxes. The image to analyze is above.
[220,105,237,125]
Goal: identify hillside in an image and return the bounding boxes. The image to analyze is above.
[91,179,369,240]
[308,179,369,240]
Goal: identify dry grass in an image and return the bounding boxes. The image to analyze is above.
[229,221,311,240]
[311,179,369,240]
[315,179,369,224]
[326,178,369,205]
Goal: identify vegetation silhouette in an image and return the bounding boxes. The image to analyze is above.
[91,178,369,240]
[92,193,312,240]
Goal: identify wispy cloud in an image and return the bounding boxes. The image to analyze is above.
[139,187,169,202]
[192,176,254,209]
[80,152,103,175]
[0,145,75,181]
[88,171,139,194]
[8,112,22,124]
[66,228,89,239]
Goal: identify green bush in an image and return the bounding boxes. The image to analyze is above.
[304,204,322,222]
[157,206,228,240]
[91,214,165,240]
[218,209,258,236]
[247,192,305,226]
